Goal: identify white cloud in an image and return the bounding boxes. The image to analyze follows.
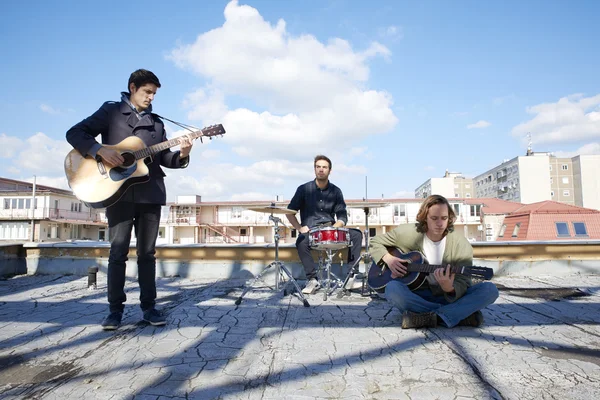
[0,133,23,158]
[553,142,600,158]
[424,166,435,171]
[467,120,491,129]
[378,25,403,40]
[167,0,397,161]
[492,94,516,106]
[19,132,73,174]
[512,93,600,144]
[40,103,73,115]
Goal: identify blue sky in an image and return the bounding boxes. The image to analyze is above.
[1,0,599,202]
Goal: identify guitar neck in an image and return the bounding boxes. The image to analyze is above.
[132,130,204,160]
[408,264,464,274]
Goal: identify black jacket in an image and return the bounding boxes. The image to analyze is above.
[66,100,188,205]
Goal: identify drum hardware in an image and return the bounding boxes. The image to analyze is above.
[307,226,351,300]
[338,201,389,298]
[235,203,310,307]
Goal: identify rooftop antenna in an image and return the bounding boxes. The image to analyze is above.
[526,132,533,156]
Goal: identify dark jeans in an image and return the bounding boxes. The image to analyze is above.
[296,228,363,280]
[106,202,162,313]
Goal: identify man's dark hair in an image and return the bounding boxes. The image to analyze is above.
[128,69,161,93]
[314,154,332,170]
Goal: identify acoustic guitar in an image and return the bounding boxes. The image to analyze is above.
[367,247,494,292]
[64,124,225,208]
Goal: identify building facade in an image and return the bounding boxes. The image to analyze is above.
[0,177,106,242]
[415,171,474,200]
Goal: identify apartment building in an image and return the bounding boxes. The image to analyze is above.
[0,177,107,242]
[472,152,600,209]
[415,171,474,199]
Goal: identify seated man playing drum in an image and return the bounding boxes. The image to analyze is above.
[286,155,363,294]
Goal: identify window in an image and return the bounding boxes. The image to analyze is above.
[563,190,570,196]
[452,204,460,215]
[551,191,554,197]
[555,222,570,237]
[3,199,9,209]
[562,164,568,170]
[549,165,552,171]
[240,228,247,236]
[562,177,569,184]
[466,193,471,198]
[550,177,553,184]
[369,228,376,238]
[394,204,406,217]
[232,207,242,218]
[465,184,470,188]
[455,194,459,198]
[26,199,31,209]
[511,223,521,238]
[11,199,17,209]
[470,205,481,217]
[18,199,24,209]
[498,224,507,238]
[572,222,588,237]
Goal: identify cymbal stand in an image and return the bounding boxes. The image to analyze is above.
[235,213,310,307]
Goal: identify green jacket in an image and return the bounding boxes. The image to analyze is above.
[369,224,473,302]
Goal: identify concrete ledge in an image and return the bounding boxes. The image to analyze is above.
[3,240,600,278]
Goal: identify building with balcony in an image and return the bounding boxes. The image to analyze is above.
[0,177,107,242]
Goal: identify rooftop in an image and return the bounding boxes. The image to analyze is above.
[0,272,599,399]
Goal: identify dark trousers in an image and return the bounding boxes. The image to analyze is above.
[106,202,162,313]
[296,228,363,280]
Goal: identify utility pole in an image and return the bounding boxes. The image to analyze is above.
[30,176,36,242]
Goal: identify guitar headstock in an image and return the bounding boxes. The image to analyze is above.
[464,266,494,280]
[201,124,226,138]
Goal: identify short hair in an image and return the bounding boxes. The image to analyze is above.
[314,155,332,169]
[415,194,456,235]
[128,69,161,93]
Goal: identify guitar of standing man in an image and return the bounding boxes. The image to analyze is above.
[64,124,225,209]
[367,247,494,292]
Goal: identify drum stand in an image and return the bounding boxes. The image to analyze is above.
[235,213,310,307]
[316,248,344,301]
[339,206,378,297]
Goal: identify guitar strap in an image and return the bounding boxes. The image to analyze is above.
[153,114,206,143]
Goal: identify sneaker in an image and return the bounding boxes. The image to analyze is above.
[458,311,484,327]
[401,311,438,329]
[143,308,167,326]
[302,278,320,294]
[101,312,123,331]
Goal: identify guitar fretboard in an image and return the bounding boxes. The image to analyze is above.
[407,264,463,274]
[132,130,206,160]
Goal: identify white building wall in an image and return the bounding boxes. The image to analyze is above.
[573,155,600,210]
[518,155,551,204]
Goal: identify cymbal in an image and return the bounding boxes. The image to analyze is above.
[247,205,297,215]
[346,202,390,209]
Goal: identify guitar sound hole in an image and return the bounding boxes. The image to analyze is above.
[121,152,136,168]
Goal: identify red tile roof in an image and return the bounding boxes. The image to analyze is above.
[496,200,600,241]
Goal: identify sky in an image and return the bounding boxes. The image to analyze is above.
[1,0,599,203]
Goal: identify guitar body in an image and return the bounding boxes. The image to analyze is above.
[367,249,429,293]
[64,136,151,208]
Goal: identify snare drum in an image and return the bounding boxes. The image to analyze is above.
[308,227,351,250]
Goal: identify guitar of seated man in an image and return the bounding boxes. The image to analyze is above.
[367,247,494,293]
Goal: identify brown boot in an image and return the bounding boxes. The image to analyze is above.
[401,311,438,329]
[458,311,484,327]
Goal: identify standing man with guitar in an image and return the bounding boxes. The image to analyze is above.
[66,69,193,330]
[369,195,498,329]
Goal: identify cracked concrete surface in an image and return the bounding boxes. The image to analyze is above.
[0,274,599,399]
